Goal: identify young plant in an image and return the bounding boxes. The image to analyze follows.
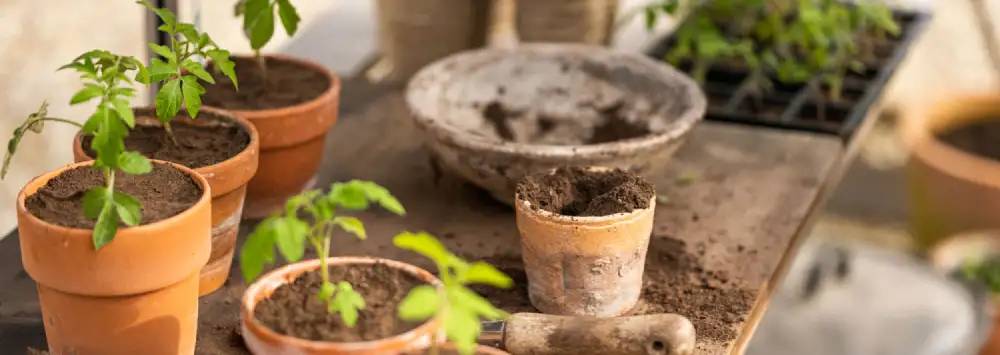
[395,231,512,355]
[3,50,151,248]
[641,0,899,100]
[137,0,239,137]
[240,180,405,326]
[963,255,1000,294]
[234,0,301,73]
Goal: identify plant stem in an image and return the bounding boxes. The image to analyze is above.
[318,234,331,284]
[163,121,180,146]
[255,49,267,81]
[41,117,84,128]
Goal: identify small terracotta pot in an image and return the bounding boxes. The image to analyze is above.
[205,54,339,219]
[928,230,1000,355]
[17,160,211,355]
[513,169,655,317]
[74,107,259,296]
[241,257,442,355]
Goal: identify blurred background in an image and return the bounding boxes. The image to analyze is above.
[1,0,999,354]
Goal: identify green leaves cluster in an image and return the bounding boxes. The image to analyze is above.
[240,180,405,327]
[236,0,301,51]
[644,0,900,99]
[395,232,512,355]
[963,255,1000,294]
[138,0,238,124]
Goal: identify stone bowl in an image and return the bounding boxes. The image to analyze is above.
[405,43,706,204]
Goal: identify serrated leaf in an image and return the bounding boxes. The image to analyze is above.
[244,0,275,50]
[317,280,336,301]
[155,78,182,122]
[90,106,126,169]
[181,59,215,84]
[138,0,177,29]
[70,84,104,105]
[451,286,507,320]
[327,183,369,210]
[113,190,142,226]
[333,216,366,240]
[462,262,512,288]
[240,217,277,282]
[148,43,176,62]
[350,180,405,215]
[206,49,238,89]
[393,231,452,266]
[82,187,109,220]
[277,0,300,36]
[273,217,308,262]
[397,285,440,321]
[92,202,118,249]
[332,281,365,327]
[112,98,135,128]
[118,151,152,175]
[181,75,203,118]
[147,58,176,83]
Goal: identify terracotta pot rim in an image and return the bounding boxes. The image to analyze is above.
[17,159,211,236]
[215,53,341,120]
[515,194,655,226]
[241,256,442,351]
[903,94,1000,190]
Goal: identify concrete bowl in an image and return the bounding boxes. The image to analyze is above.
[406,44,706,204]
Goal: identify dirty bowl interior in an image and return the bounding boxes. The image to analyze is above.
[406,44,706,204]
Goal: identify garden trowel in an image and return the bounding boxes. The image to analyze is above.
[478,312,696,355]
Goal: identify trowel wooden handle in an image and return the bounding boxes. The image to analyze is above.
[503,313,696,355]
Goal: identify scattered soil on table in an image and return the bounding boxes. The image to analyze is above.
[253,263,425,342]
[633,236,755,343]
[937,119,1000,162]
[517,167,654,216]
[82,115,249,169]
[480,100,652,145]
[203,56,330,110]
[25,164,202,229]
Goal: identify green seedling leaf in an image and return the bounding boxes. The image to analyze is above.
[82,186,109,220]
[206,50,238,89]
[181,75,204,118]
[113,190,142,226]
[118,151,152,175]
[450,286,507,320]
[393,231,451,266]
[138,0,176,29]
[445,307,481,355]
[276,0,300,35]
[274,217,308,262]
[244,0,275,50]
[462,262,513,288]
[155,78,182,122]
[328,182,369,210]
[112,98,135,128]
[350,180,406,215]
[397,284,440,321]
[317,280,336,301]
[70,84,104,105]
[146,58,175,83]
[2,102,53,179]
[92,201,119,249]
[331,281,365,326]
[240,217,277,282]
[333,216,365,240]
[181,59,215,84]
[148,43,176,62]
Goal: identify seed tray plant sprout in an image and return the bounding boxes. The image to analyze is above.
[240,180,405,326]
[235,0,301,75]
[3,50,150,249]
[395,231,513,355]
[641,0,899,101]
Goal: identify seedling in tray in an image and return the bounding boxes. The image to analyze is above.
[3,50,150,248]
[395,231,513,355]
[235,0,301,75]
[642,0,899,101]
[240,180,405,326]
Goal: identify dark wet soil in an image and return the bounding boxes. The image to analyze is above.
[203,56,330,110]
[517,167,654,216]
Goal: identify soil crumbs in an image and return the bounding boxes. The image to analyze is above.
[254,262,425,342]
[82,117,249,169]
[25,163,202,228]
[517,167,654,216]
[203,56,330,110]
[481,100,652,145]
[937,119,1000,162]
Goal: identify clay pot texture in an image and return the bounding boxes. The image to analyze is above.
[516,0,619,45]
[207,54,339,220]
[17,160,211,355]
[928,230,1000,355]
[241,257,442,354]
[73,107,259,296]
[375,0,490,80]
[903,95,1000,249]
[514,187,655,316]
[407,44,705,204]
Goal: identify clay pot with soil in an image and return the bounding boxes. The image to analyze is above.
[202,54,339,219]
[929,230,1000,355]
[241,257,442,354]
[17,160,211,354]
[903,95,1000,249]
[73,107,259,296]
[514,167,655,316]
[407,44,704,204]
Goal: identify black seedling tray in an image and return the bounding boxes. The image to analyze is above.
[647,10,930,140]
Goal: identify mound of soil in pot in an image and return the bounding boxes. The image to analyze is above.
[82,115,249,169]
[25,163,202,228]
[517,167,654,216]
[254,262,425,342]
[481,100,653,145]
[203,56,330,110]
[937,119,1000,162]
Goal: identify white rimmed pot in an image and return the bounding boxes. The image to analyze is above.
[241,257,442,354]
[513,168,655,317]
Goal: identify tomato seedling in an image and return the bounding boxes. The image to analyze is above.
[235,0,301,74]
[240,180,405,326]
[395,231,513,355]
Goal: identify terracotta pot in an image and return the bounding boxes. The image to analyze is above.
[204,54,338,220]
[241,257,442,354]
[513,169,655,317]
[928,230,1000,355]
[903,95,1000,250]
[17,160,211,355]
[74,107,259,296]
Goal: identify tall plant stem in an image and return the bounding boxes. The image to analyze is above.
[42,117,84,128]
[255,49,267,81]
[163,120,179,146]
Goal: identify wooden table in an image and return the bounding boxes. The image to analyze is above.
[0,78,847,354]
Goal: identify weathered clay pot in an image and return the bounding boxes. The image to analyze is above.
[516,0,619,45]
[73,107,259,296]
[209,54,339,220]
[241,257,442,354]
[17,160,211,355]
[513,170,656,316]
[903,95,1000,249]
[407,44,705,204]
[929,230,1000,355]
[375,0,490,80]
